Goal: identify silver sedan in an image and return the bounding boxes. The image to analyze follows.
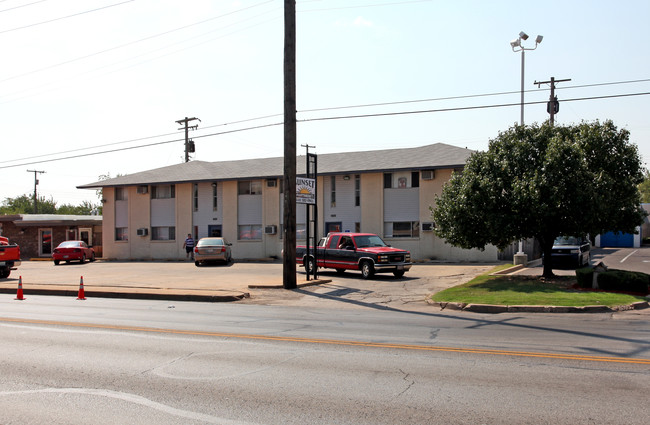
[194,237,232,266]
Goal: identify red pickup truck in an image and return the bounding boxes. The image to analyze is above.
[296,232,411,279]
[0,236,21,279]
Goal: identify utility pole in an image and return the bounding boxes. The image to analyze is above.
[534,77,571,126]
[27,170,45,213]
[283,0,297,289]
[175,117,200,162]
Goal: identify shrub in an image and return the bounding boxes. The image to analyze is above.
[575,267,594,288]
[597,269,650,294]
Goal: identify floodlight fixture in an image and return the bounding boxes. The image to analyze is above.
[535,34,543,44]
[519,31,529,40]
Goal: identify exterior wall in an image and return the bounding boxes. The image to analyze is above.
[0,219,103,259]
[360,173,383,235]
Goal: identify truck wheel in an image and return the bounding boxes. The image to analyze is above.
[360,261,375,279]
[0,268,9,279]
[305,257,315,274]
[393,271,405,278]
[54,260,60,266]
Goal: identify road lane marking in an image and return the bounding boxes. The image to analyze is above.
[2,316,650,366]
[620,249,638,263]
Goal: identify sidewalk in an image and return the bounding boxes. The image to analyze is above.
[0,260,331,302]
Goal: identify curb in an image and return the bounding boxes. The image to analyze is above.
[248,279,332,289]
[426,299,649,313]
[0,286,250,303]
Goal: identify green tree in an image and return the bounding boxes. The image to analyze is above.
[432,120,646,278]
[638,170,650,203]
[56,200,99,215]
[0,194,57,214]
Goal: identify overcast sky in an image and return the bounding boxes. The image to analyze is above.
[1,0,649,207]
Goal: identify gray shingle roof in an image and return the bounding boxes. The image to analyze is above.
[77,143,473,189]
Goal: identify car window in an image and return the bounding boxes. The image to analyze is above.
[356,235,387,248]
[59,241,80,248]
[198,238,223,246]
[554,236,580,246]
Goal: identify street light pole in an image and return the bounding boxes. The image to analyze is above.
[510,31,543,126]
[510,31,542,264]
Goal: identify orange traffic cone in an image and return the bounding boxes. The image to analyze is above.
[77,276,86,300]
[15,276,25,300]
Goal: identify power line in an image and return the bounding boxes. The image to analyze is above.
[1,90,649,170]
[300,78,650,113]
[298,92,650,123]
[0,0,134,35]
[0,0,275,85]
[0,0,49,13]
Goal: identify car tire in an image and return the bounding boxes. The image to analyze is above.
[81,254,86,264]
[54,260,60,266]
[305,257,315,274]
[195,261,200,267]
[90,253,96,262]
[393,271,405,278]
[360,261,375,279]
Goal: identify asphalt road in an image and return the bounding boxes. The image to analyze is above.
[0,296,648,424]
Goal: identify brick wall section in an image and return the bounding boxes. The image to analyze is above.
[0,220,103,259]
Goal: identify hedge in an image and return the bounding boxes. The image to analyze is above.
[576,267,650,294]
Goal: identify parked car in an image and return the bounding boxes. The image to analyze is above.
[194,237,232,266]
[550,236,591,268]
[52,241,95,265]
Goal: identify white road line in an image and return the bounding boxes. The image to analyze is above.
[620,249,638,263]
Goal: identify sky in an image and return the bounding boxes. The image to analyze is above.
[0,0,649,207]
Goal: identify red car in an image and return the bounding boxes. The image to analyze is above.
[52,241,96,265]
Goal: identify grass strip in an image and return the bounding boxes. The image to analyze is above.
[432,265,646,307]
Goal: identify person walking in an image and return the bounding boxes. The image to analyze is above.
[183,233,195,260]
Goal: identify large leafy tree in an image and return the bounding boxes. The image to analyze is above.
[433,120,646,278]
[0,194,57,214]
[0,194,99,215]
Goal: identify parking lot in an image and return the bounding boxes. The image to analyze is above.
[0,259,498,309]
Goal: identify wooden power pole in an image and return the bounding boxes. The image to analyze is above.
[27,169,45,213]
[283,0,297,289]
[175,117,200,162]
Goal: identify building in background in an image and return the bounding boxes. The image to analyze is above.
[78,144,499,262]
[0,214,103,259]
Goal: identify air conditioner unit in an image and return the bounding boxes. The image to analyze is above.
[264,225,277,235]
[136,185,148,194]
[136,228,148,236]
[266,179,277,187]
[421,170,435,180]
[421,222,435,232]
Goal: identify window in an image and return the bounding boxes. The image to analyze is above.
[355,222,361,233]
[115,227,128,241]
[212,183,218,210]
[115,187,127,201]
[384,173,392,189]
[411,171,419,188]
[238,225,262,240]
[151,184,175,199]
[238,180,262,195]
[193,184,198,212]
[151,226,175,241]
[330,176,336,207]
[384,221,419,238]
[296,223,306,240]
[355,175,360,206]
